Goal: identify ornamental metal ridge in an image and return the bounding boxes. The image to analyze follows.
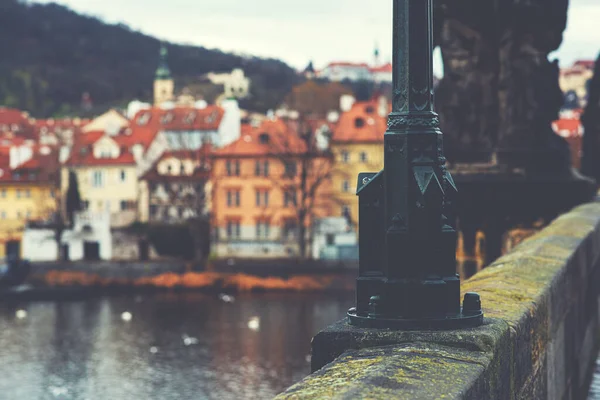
[387,114,441,129]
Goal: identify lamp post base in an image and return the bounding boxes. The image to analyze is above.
[347,307,484,331]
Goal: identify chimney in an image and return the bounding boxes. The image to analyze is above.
[378,95,388,117]
[340,94,356,112]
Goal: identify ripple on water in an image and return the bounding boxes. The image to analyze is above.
[589,358,600,399]
[0,292,354,400]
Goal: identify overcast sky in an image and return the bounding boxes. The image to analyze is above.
[34,0,600,73]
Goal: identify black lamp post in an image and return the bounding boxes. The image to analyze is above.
[348,0,483,329]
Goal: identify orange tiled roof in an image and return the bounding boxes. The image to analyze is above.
[332,101,386,143]
[213,118,307,157]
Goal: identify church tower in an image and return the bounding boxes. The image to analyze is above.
[154,44,174,106]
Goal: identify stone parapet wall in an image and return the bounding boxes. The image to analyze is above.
[277,203,600,399]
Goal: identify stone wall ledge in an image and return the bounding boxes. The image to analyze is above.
[277,203,600,399]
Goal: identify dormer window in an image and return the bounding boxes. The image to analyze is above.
[354,118,365,128]
[184,112,196,124]
[161,112,174,124]
[258,133,270,144]
[205,111,218,124]
[137,112,151,126]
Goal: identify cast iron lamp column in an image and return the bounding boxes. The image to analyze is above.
[348,0,483,329]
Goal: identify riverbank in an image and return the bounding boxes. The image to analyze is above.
[18,261,356,297]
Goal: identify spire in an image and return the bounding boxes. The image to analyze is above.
[374,42,381,67]
[155,44,172,80]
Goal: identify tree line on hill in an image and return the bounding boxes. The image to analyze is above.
[0,0,299,117]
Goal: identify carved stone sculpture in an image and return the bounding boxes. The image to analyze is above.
[582,56,600,181]
[435,0,573,175]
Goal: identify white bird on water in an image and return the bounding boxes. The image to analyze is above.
[121,312,133,322]
[15,309,27,319]
[248,316,260,331]
[218,293,235,303]
[149,346,159,354]
[182,334,199,346]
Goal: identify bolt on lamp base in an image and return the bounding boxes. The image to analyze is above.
[347,308,484,330]
[348,292,484,330]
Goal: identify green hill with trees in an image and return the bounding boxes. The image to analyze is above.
[0,0,300,117]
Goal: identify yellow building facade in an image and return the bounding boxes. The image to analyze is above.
[329,100,386,225]
[0,180,57,258]
[330,143,383,224]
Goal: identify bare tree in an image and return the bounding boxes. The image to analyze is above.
[144,145,212,265]
[266,116,333,259]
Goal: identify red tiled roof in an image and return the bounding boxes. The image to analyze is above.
[125,106,224,152]
[574,60,596,69]
[141,146,213,181]
[67,151,136,167]
[0,149,60,184]
[131,106,224,132]
[332,101,386,143]
[0,108,35,137]
[65,131,137,167]
[552,118,582,137]
[370,63,393,73]
[213,119,307,157]
[326,62,370,69]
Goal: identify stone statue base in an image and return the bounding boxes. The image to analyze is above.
[451,164,596,264]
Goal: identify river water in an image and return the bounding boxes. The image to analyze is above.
[0,292,353,400]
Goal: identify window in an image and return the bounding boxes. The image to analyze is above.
[16,189,21,199]
[255,190,269,207]
[82,200,90,210]
[26,210,31,219]
[283,220,298,240]
[256,221,270,240]
[284,189,297,207]
[226,160,241,176]
[255,160,270,177]
[120,201,128,211]
[16,211,22,219]
[1,189,5,198]
[258,133,270,144]
[25,189,31,198]
[150,205,158,217]
[92,171,104,188]
[326,233,336,246]
[226,220,241,239]
[120,170,127,182]
[226,190,241,207]
[13,172,20,180]
[342,180,351,193]
[360,152,368,163]
[341,151,350,163]
[355,118,365,128]
[284,161,297,177]
[342,205,352,219]
[0,211,5,219]
[50,190,55,198]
